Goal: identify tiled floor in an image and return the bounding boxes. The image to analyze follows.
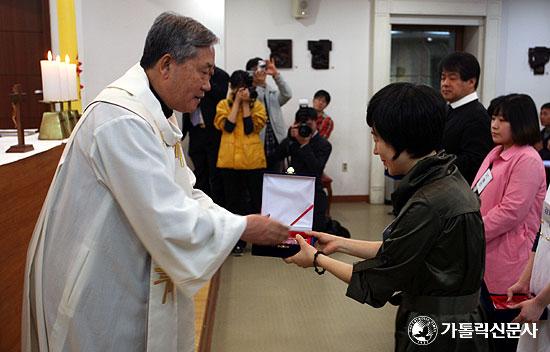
[211,202,398,352]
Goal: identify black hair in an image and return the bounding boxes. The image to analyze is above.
[487,95,506,117]
[140,12,218,69]
[439,52,481,89]
[229,70,250,89]
[542,102,550,110]
[246,57,263,71]
[314,90,331,105]
[493,94,540,146]
[366,82,446,160]
[295,107,317,122]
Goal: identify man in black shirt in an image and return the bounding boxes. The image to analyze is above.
[181,67,229,205]
[440,52,492,184]
[269,106,332,231]
[536,102,550,159]
[536,102,550,186]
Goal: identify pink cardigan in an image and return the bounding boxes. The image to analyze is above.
[472,144,545,294]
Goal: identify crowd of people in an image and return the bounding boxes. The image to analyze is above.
[21,11,550,352]
[182,53,337,254]
[286,52,550,352]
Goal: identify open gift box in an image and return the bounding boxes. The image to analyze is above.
[252,173,316,258]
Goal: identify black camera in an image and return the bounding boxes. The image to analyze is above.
[295,105,315,138]
[297,121,313,138]
[245,73,258,100]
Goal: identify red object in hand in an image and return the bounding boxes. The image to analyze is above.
[491,294,530,309]
[284,231,316,245]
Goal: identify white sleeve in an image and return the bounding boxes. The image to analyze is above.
[89,115,246,296]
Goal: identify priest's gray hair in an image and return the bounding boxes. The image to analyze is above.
[140,12,218,69]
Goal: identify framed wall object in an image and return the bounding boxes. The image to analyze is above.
[267,39,292,68]
[528,47,550,75]
[307,40,332,69]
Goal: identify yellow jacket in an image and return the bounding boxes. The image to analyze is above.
[214,99,267,169]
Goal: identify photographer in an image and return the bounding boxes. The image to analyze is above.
[214,70,267,255]
[246,57,292,172]
[269,105,332,231]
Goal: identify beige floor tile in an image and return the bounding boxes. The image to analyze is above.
[211,202,398,352]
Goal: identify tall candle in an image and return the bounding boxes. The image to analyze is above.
[65,55,78,101]
[40,51,62,102]
[58,55,70,101]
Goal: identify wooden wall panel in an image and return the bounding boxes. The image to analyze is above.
[0,145,63,352]
[0,0,44,32]
[0,0,51,129]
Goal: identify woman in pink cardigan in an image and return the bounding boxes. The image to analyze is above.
[472,94,545,352]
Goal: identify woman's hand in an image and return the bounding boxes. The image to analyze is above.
[506,278,542,323]
[310,231,341,255]
[284,235,317,268]
[510,298,547,323]
[507,280,531,301]
[236,87,251,103]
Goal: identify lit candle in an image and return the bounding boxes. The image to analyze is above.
[65,55,78,101]
[58,55,70,101]
[40,50,62,102]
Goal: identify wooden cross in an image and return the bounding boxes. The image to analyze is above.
[6,84,34,153]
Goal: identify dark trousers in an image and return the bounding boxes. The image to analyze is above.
[189,147,224,206]
[221,168,264,249]
[265,158,283,173]
[313,187,328,232]
[480,282,515,352]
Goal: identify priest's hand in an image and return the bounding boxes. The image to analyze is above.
[284,235,316,268]
[309,231,341,255]
[241,214,288,245]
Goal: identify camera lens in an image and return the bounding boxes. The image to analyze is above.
[298,122,312,138]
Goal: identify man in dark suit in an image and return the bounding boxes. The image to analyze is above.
[182,66,229,205]
[440,52,493,184]
[269,106,332,231]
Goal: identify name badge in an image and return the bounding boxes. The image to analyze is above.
[543,200,550,225]
[475,168,493,195]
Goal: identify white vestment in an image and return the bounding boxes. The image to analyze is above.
[517,189,550,352]
[22,63,246,352]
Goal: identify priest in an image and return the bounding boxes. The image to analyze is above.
[22,12,288,352]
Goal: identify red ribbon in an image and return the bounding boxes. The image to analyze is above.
[289,204,314,226]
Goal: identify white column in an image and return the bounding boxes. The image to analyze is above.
[480,0,502,106]
[368,0,391,204]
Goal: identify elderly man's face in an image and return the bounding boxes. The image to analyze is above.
[165,46,215,113]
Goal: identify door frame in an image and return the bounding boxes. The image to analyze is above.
[368,0,502,204]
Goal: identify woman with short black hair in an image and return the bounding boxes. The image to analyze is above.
[286,82,489,351]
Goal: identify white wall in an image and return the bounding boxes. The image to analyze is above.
[63,0,549,197]
[497,0,550,110]
[225,0,371,196]
[75,0,225,105]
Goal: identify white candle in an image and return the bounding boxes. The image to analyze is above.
[58,55,70,101]
[40,51,62,102]
[65,55,78,101]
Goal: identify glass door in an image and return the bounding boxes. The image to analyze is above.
[390,25,464,89]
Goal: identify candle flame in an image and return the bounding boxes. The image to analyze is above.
[65,54,70,64]
[47,50,52,61]
[56,55,61,63]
